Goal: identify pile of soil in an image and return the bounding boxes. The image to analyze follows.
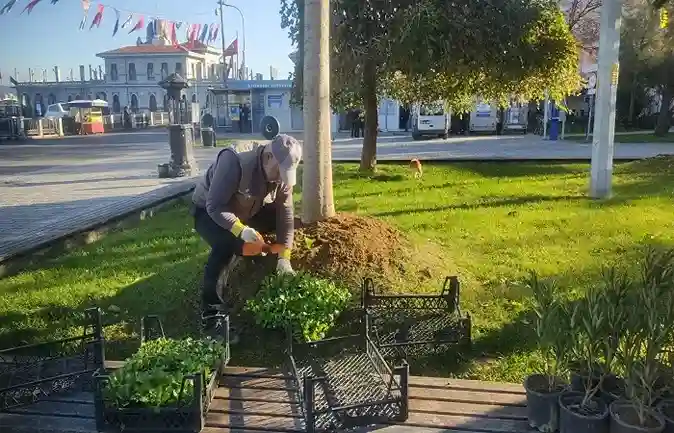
[292,213,410,288]
[224,213,440,309]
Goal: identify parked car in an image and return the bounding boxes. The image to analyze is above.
[44,103,70,119]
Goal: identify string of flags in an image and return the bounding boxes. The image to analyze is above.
[0,0,228,49]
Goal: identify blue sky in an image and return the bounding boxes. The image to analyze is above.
[0,0,295,83]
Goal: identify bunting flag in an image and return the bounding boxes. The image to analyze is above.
[0,0,17,14]
[199,23,208,43]
[211,24,220,43]
[21,0,41,14]
[79,0,90,30]
[171,21,178,47]
[89,3,104,29]
[111,8,119,36]
[120,13,133,29]
[128,15,144,33]
[223,38,238,57]
[4,0,223,48]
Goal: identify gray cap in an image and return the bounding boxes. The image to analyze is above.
[270,134,302,187]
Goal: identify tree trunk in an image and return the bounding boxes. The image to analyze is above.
[301,0,335,224]
[654,86,672,137]
[627,76,636,126]
[359,59,378,172]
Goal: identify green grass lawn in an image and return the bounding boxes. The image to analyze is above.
[566,132,674,143]
[1,160,673,383]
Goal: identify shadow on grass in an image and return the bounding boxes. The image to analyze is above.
[607,158,674,202]
[449,161,589,178]
[372,194,586,217]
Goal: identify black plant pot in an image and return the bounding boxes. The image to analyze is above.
[569,361,603,393]
[525,374,566,432]
[610,400,666,433]
[599,374,626,404]
[558,391,609,433]
[656,399,674,433]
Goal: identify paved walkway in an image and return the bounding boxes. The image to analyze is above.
[1,133,673,263]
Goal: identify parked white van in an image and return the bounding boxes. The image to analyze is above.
[44,103,70,119]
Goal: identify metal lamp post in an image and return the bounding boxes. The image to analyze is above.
[217,1,246,79]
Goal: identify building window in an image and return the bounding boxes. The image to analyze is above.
[149,94,158,112]
[175,62,182,75]
[128,63,137,81]
[110,64,118,81]
[112,94,121,113]
[191,64,196,79]
[130,94,139,113]
[147,63,155,80]
[161,62,169,78]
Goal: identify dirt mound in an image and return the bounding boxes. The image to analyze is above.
[224,213,440,310]
[292,213,409,288]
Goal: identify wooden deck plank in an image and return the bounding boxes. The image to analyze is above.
[409,399,527,419]
[215,387,299,404]
[400,411,531,432]
[41,392,94,404]
[409,376,525,394]
[211,396,301,417]
[220,375,295,391]
[0,412,96,433]
[206,410,305,432]
[409,385,526,406]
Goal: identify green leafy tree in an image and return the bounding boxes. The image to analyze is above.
[281,0,582,172]
[620,0,674,135]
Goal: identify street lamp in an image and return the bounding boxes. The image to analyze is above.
[217,1,246,79]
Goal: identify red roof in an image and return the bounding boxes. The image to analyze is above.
[97,42,211,57]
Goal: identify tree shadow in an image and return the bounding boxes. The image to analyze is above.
[371,194,586,217]
[442,161,588,178]
[607,157,674,202]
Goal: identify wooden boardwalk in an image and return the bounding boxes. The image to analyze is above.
[0,365,530,433]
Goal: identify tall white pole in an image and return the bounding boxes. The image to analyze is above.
[590,0,623,198]
[302,0,335,223]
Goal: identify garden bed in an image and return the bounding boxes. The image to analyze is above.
[362,276,472,363]
[287,322,409,433]
[0,307,104,411]
[93,314,230,433]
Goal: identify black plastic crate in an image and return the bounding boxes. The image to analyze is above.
[0,307,105,411]
[287,315,409,433]
[362,276,472,362]
[93,313,230,433]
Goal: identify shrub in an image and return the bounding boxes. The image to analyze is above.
[246,272,351,342]
[103,338,224,408]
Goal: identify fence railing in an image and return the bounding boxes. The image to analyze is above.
[21,111,172,138]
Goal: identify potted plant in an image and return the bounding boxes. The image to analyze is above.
[558,285,610,433]
[525,272,571,433]
[597,267,630,404]
[610,248,674,433]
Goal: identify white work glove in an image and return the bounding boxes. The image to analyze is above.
[277,258,295,274]
[240,226,262,243]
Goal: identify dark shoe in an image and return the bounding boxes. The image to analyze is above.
[201,307,239,345]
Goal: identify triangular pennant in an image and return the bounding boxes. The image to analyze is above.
[129,16,144,33]
[207,24,214,43]
[211,24,220,43]
[121,14,133,29]
[79,0,91,30]
[0,0,17,14]
[89,4,104,30]
[21,0,42,15]
[112,8,120,36]
[199,23,209,43]
[171,22,178,47]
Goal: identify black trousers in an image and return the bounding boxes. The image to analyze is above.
[193,205,277,311]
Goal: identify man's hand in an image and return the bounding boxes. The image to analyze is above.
[240,226,263,243]
[277,258,295,274]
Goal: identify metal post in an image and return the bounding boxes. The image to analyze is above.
[219,2,246,80]
[590,0,623,198]
[542,91,549,139]
[585,95,594,141]
[218,0,229,128]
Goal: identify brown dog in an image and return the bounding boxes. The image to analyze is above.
[410,158,423,179]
